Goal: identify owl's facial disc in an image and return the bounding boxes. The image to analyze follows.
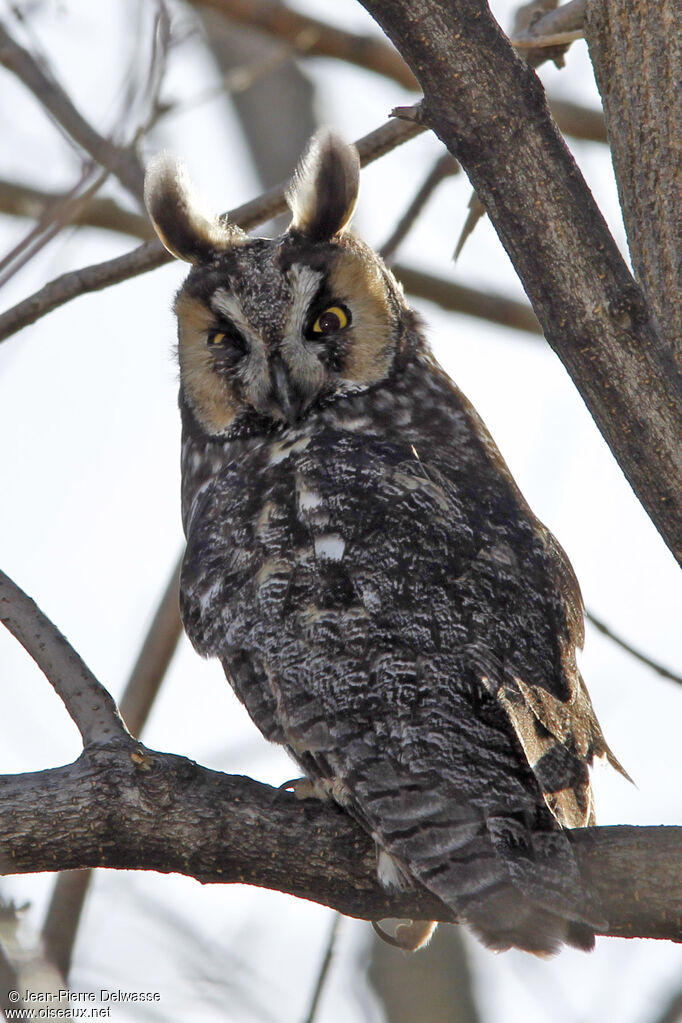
[175,239,400,437]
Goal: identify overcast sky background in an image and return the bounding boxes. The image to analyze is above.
[0,1,680,1020]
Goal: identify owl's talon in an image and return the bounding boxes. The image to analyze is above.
[279,777,318,800]
[372,919,437,951]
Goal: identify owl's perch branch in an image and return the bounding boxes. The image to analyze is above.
[0,747,680,943]
[1,568,681,944]
[357,0,682,564]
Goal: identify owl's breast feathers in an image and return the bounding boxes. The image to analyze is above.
[180,354,619,953]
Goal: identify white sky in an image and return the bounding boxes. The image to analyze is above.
[0,1,680,1020]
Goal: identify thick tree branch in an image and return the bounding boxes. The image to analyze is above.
[357,0,682,563]
[0,569,129,747]
[585,0,681,354]
[0,746,680,943]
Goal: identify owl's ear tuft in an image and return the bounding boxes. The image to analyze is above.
[287,130,360,241]
[144,153,246,264]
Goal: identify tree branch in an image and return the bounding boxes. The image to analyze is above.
[0,746,679,943]
[357,0,682,564]
[392,264,542,336]
[585,0,681,353]
[511,0,586,50]
[0,569,129,747]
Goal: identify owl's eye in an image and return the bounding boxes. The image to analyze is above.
[206,327,248,367]
[310,305,350,336]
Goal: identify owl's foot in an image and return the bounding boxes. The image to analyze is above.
[372,919,437,951]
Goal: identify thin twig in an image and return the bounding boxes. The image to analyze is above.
[0,179,547,343]
[0,115,425,344]
[302,914,342,1023]
[0,166,108,289]
[0,22,145,201]
[0,568,129,746]
[585,610,682,687]
[380,152,459,261]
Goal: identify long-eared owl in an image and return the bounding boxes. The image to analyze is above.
[145,131,625,954]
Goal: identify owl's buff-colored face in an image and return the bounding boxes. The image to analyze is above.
[144,131,409,439]
[174,236,400,437]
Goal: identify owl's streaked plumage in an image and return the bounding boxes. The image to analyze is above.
[145,131,625,955]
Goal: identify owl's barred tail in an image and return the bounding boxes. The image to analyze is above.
[376,839,599,955]
[462,886,596,955]
[369,798,604,955]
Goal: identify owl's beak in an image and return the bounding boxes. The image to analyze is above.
[270,355,305,426]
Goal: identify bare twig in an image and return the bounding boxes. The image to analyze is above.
[0,569,129,747]
[453,193,486,262]
[0,115,424,343]
[41,872,90,982]
[647,986,682,1023]
[302,914,342,1023]
[0,166,108,289]
[585,610,682,687]
[190,0,604,140]
[0,179,547,342]
[548,98,606,143]
[380,152,459,261]
[0,22,145,201]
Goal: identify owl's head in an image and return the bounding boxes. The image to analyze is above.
[145,131,415,438]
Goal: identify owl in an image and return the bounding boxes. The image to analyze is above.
[144,131,625,955]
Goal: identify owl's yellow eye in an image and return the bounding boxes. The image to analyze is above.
[205,327,248,368]
[311,305,350,335]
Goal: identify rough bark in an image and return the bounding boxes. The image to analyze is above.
[356,0,682,564]
[0,744,680,943]
[585,0,682,355]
